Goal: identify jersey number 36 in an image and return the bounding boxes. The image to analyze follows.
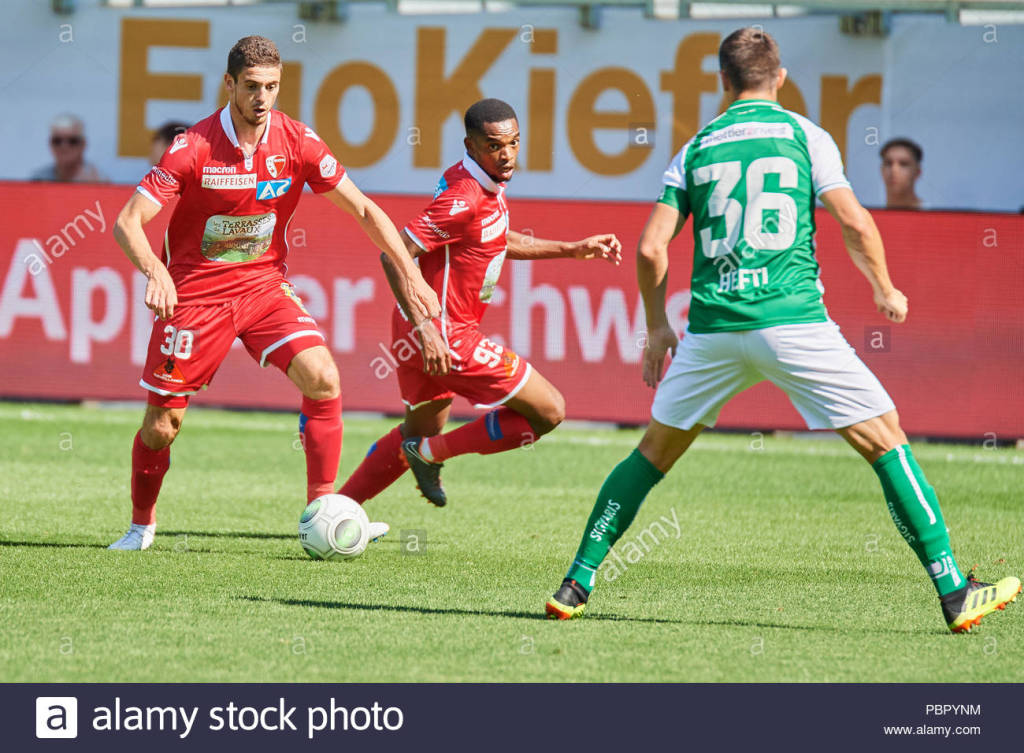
[692,156,798,258]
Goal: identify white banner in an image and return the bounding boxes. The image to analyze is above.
[3,0,1022,210]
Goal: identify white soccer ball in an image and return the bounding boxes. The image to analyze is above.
[298,494,370,560]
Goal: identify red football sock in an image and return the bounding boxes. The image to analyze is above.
[428,408,536,462]
[300,395,343,502]
[131,431,170,525]
[338,425,408,504]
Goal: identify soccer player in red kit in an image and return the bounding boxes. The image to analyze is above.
[108,36,439,550]
[339,99,621,508]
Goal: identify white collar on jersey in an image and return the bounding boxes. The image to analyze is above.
[219,105,272,150]
[461,153,502,194]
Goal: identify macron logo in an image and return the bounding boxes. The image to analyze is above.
[169,135,188,154]
[448,200,469,216]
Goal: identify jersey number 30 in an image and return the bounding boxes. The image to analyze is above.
[692,157,798,258]
[160,326,195,359]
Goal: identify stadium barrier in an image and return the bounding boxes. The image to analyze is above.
[0,181,1020,440]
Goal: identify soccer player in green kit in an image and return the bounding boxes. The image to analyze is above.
[545,27,1020,633]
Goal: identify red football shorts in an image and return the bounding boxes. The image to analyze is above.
[392,321,532,410]
[140,281,325,408]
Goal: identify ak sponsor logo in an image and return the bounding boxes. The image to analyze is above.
[257,178,292,199]
[201,173,256,190]
[266,154,287,178]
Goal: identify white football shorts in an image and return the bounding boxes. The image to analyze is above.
[650,321,896,431]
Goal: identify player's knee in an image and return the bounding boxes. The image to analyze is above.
[533,392,566,436]
[873,426,908,459]
[303,363,340,401]
[141,413,180,449]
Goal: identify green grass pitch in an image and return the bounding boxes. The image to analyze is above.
[1,401,1021,682]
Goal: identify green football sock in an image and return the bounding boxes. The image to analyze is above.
[566,449,665,591]
[873,444,965,597]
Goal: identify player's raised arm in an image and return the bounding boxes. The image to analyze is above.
[820,187,908,323]
[637,201,688,388]
[506,230,622,264]
[113,191,177,320]
[324,178,441,323]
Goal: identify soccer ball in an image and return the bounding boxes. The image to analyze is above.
[298,494,370,560]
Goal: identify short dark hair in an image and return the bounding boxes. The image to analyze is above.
[152,121,190,146]
[464,99,518,137]
[719,27,781,93]
[227,36,281,80]
[880,138,923,164]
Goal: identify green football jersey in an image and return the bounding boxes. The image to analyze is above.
[658,99,851,333]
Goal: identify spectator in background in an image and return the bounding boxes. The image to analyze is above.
[149,121,190,165]
[880,138,923,209]
[31,114,106,183]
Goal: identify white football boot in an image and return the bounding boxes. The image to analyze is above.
[367,521,389,543]
[108,523,155,550]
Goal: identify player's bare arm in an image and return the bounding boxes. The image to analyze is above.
[323,178,441,322]
[820,187,908,323]
[506,230,622,264]
[378,232,451,377]
[637,201,687,388]
[113,191,177,320]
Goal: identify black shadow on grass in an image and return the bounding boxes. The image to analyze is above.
[239,596,936,633]
[244,595,697,625]
[0,539,108,550]
[161,530,293,541]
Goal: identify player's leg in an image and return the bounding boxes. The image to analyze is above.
[838,411,1020,631]
[286,344,344,503]
[339,398,453,504]
[400,339,550,504]
[547,330,756,618]
[761,322,1020,630]
[416,368,563,464]
[111,304,233,551]
[109,403,187,551]
[545,419,704,617]
[836,410,965,594]
[237,282,342,503]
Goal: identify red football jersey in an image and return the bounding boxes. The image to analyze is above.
[137,106,345,304]
[403,155,510,337]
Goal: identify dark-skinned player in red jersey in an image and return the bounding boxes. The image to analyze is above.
[338,99,622,508]
[108,36,440,550]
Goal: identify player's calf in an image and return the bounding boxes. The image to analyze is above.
[299,394,343,502]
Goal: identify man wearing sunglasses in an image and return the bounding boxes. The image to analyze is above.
[30,114,106,183]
